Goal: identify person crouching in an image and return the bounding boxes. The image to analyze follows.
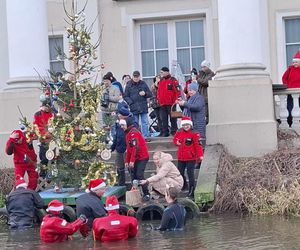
[40,200,88,243]
[93,195,138,242]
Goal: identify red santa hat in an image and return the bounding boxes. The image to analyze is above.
[46,199,64,214]
[293,50,300,62]
[15,177,28,189]
[87,178,106,192]
[105,195,120,211]
[10,130,25,142]
[181,116,193,127]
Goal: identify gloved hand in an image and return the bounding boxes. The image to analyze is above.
[79,223,89,238]
[79,214,87,223]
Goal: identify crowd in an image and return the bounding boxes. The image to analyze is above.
[4,59,215,243]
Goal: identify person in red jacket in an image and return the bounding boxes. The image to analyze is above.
[282,49,300,126]
[157,66,181,137]
[93,195,138,242]
[173,117,203,198]
[120,117,150,201]
[40,199,88,243]
[33,100,53,177]
[5,130,38,190]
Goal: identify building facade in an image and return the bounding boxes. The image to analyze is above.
[0,0,300,164]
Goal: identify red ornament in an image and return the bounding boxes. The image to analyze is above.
[63,103,68,112]
[54,91,60,96]
[69,99,75,108]
[45,90,50,96]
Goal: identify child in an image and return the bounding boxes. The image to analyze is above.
[173,117,203,198]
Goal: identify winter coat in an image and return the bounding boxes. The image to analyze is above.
[125,126,149,164]
[5,131,37,167]
[33,110,53,142]
[6,187,44,229]
[101,85,121,112]
[173,128,204,161]
[111,123,126,153]
[282,66,300,88]
[76,192,107,230]
[124,80,152,114]
[147,152,183,195]
[40,215,87,243]
[150,83,160,109]
[157,74,181,106]
[93,209,138,242]
[183,92,206,138]
[197,68,215,102]
[158,201,186,231]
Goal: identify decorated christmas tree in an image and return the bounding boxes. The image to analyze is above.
[21,1,116,189]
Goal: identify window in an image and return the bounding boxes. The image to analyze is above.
[138,19,205,85]
[49,36,65,74]
[285,18,300,65]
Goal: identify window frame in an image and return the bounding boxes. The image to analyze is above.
[126,8,214,79]
[276,11,300,83]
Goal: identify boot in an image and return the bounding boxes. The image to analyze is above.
[187,186,195,199]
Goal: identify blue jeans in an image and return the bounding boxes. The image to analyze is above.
[134,113,149,138]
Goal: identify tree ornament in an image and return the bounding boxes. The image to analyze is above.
[74,159,81,167]
[48,127,54,133]
[100,63,105,69]
[52,95,58,101]
[40,94,47,102]
[46,150,55,161]
[69,99,75,108]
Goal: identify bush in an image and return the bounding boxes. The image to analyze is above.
[0,168,14,207]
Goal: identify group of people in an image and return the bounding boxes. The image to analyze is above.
[6,176,186,243]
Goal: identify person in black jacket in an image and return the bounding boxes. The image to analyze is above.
[156,186,186,231]
[76,178,107,230]
[6,177,44,229]
[124,70,152,140]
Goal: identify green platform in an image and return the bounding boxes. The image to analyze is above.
[39,186,126,206]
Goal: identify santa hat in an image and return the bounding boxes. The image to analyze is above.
[293,50,300,62]
[10,130,25,142]
[87,178,106,192]
[105,195,120,211]
[46,199,64,214]
[181,116,193,127]
[15,177,28,189]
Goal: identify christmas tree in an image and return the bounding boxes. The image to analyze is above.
[21,1,116,189]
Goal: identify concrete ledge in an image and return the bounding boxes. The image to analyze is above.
[194,144,223,207]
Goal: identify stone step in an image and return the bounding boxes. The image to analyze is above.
[106,149,178,164]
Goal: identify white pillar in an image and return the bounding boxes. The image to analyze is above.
[5,0,49,90]
[206,0,277,157]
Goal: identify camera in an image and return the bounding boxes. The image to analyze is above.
[101,92,109,108]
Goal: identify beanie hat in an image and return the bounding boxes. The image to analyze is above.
[46,199,64,214]
[88,178,106,192]
[181,116,193,127]
[125,116,135,127]
[201,60,210,68]
[188,82,198,91]
[293,50,300,62]
[119,119,127,126]
[105,195,120,211]
[15,177,28,189]
[161,66,169,72]
[118,106,131,117]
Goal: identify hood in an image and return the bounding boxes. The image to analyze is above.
[158,152,173,165]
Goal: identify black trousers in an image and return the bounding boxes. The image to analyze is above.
[115,152,125,186]
[177,160,195,188]
[160,105,178,135]
[130,158,149,196]
[154,107,163,133]
[287,94,300,127]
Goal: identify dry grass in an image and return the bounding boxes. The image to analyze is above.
[211,133,300,216]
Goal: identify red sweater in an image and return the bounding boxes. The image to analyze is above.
[93,210,138,242]
[125,126,149,163]
[173,129,204,161]
[282,66,300,88]
[157,75,181,106]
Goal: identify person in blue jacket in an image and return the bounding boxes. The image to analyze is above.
[124,70,152,140]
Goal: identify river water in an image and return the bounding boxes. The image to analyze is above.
[1,214,300,250]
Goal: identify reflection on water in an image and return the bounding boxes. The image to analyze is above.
[1,214,300,250]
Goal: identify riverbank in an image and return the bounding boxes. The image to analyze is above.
[211,129,300,216]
